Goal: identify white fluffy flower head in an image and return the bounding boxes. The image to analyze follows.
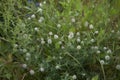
[54,34,59,39]
[29,70,35,75]
[89,24,94,29]
[71,18,76,23]
[39,67,45,72]
[57,24,61,28]
[22,64,27,69]
[77,45,81,50]
[47,38,52,44]
[72,75,77,79]
[105,55,110,61]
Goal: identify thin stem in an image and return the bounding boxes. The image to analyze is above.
[100,62,106,80]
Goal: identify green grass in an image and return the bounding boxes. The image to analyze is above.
[0,0,120,80]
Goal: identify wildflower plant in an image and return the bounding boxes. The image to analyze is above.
[0,0,120,80]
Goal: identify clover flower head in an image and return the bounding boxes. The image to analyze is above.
[105,55,110,61]
[72,75,77,80]
[107,49,112,54]
[68,32,74,39]
[34,27,39,31]
[39,3,43,7]
[23,49,27,53]
[57,24,61,28]
[49,32,53,35]
[89,24,94,29]
[116,64,120,70]
[39,67,45,72]
[43,1,46,4]
[77,45,81,50]
[37,8,42,13]
[29,70,35,75]
[55,65,60,69]
[54,34,59,39]
[100,60,105,65]
[95,31,99,34]
[71,18,76,23]
[31,14,36,18]
[77,38,81,42]
[90,39,95,43]
[38,17,44,23]
[84,21,89,27]
[22,64,27,69]
[76,32,80,36]
[26,53,31,57]
[103,47,107,50]
[47,38,52,44]
[41,40,45,44]
[97,50,101,54]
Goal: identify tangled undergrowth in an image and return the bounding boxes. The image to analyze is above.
[0,0,120,80]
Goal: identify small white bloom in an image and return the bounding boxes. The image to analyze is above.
[23,34,28,38]
[100,60,105,65]
[41,40,45,44]
[107,49,112,54]
[90,39,95,43]
[68,32,74,39]
[81,73,86,76]
[49,32,53,35]
[55,65,60,69]
[39,67,45,72]
[103,47,107,50]
[71,18,76,23]
[58,41,62,44]
[38,17,44,23]
[94,46,98,50]
[26,53,31,57]
[25,57,29,61]
[84,21,89,27]
[31,14,35,18]
[54,35,59,39]
[111,30,114,33]
[95,31,99,34]
[37,8,42,13]
[29,70,35,75]
[53,56,56,59]
[41,38,44,41]
[84,38,87,41]
[76,32,80,36]
[77,38,81,42]
[28,17,31,20]
[34,27,39,31]
[47,38,52,44]
[77,45,81,50]
[89,24,94,29]
[39,3,43,7]
[105,55,110,61]
[23,49,27,53]
[61,46,65,49]
[59,56,63,59]
[97,50,100,54]
[14,44,18,48]
[116,64,120,70]
[43,1,46,4]
[57,24,61,28]
[72,75,77,80]
[22,64,27,69]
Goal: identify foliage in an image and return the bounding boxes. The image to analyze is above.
[0,0,120,80]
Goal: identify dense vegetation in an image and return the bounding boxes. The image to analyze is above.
[0,0,120,80]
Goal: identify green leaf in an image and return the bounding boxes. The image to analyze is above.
[55,42,60,49]
[92,75,98,80]
[5,73,12,79]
